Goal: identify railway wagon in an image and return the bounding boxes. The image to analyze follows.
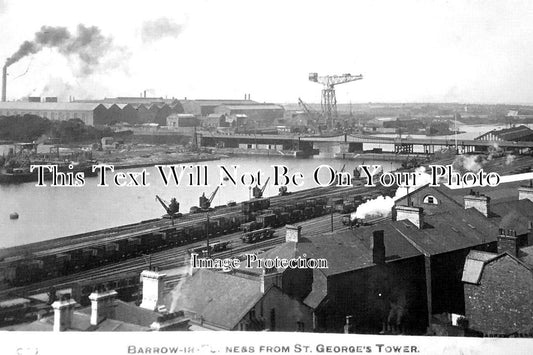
[12,260,43,286]
[241,227,275,243]
[339,201,356,214]
[55,253,72,275]
[155,227,182,247]
[306,199,317,207]
[139,232,164,252]
[77,271,141,306]
[303,206,315,219]
[187,241,231,257]
[242,198,270,214]
[256,213,278,228]
[102,243,120,262]
[240,221,260,233]
[291,209,303,223]
[125,237,142,257]
[284,204,296,213]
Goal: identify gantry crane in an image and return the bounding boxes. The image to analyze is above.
[155,195,181,225]
[308,72,363,130]
[252,177,271,199]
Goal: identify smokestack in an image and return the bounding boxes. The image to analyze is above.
[2,64,7,102]
[144,90,147,98]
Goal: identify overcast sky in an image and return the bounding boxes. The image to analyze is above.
[1,0,533,104]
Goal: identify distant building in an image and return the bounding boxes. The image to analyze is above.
[214,104,284,127]
[167,114,199,128]
[181,99,256,117]
[475,125,533,142]
[0,102,107,126]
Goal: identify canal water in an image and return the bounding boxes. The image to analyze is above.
[0,155,401,248]
[0,123,504,248]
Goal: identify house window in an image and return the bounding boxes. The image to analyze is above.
[423,195,438,205]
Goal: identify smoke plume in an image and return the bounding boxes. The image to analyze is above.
[141,17,184,43]
[352,167,433,220]
[6,24,117,76]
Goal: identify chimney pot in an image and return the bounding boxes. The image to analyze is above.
[140,270,166,311]
[52,298,77,332]
[518,184,533,202]
[463,194,490,217]
[497,228,519,257]
[285,224,302,243]
[394,205,424,229]
[260,268,281,293]
[89,290,117,326]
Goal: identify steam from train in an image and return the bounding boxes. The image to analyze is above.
[351,166,432,221]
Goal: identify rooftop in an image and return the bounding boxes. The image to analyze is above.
[0,102,104,111]
[170,269,263,330]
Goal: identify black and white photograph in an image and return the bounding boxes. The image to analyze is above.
[1,0,533,353]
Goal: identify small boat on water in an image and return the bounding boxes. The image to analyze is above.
[0,160,98,184]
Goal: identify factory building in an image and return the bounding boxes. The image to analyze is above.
[0,102,106,126]
[475,125,533,142]
[166,114,199,128]
[214,104,285,127]
[181,99,256,116]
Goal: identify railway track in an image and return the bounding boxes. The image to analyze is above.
[3,183,385,260]
[0,212,353,300]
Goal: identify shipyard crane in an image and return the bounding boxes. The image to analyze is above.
[198,186,220,211]
[298,97,323,134]
[308,72,363,130]
[155,195,181,225]
[252,177,271,199]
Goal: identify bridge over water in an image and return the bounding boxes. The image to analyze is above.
[199,133,533,155]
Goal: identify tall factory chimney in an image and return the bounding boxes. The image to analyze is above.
[2,63,7,102]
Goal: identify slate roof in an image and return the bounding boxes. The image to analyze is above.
[519,245,533,267]
[5,311,149,331]
[394,185,500,254]
[492,199,533,235]
[397,211,496,255]
[171,269,263,330]
[78,300,161,327]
